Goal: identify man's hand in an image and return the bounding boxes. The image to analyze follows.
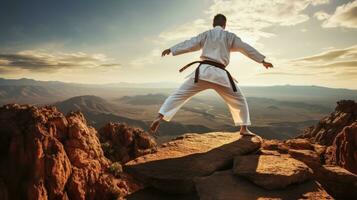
[262,60,273,69]
[161,49,171,57]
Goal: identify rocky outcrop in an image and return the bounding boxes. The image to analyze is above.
[233,154,312,189]
[260,138,325,169]
[125,132,262,194]
[261,138,357,199]
[98,122,157,163]
[0,104,141,200]
[123,104,357,199]
[297,100,357,174]
[299,100,356,146]
[124,132,339,199]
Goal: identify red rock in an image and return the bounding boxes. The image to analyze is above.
[233,154,312,189]
[125,132,261,194]
[288,149,321,170]
[98,122,157,164]
[315,165,357,199]
[299,100,356,146]
[0,104,140,200]
[261,139,281,150]
[312,143,326,156]
[261,139,289,153]
[262,139,318,155]
[195,170,333,200]
[326,122,357,174]
[285,138,314,150]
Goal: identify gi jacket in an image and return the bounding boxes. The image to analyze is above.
[170,26,265,88]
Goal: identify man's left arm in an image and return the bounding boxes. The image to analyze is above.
[230,34,273,69]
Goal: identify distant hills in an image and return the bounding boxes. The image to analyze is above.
[242,85,357,107]
[1,77,356,140]
[50,94,326,140]
[54,95,150,130]
[0,78,178,88]
[118,94,168,105]
[1,78,356,107]
[55,95,115,114]
[53,95,211,138]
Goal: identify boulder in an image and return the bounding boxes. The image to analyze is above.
[98,122,157,163]
[261,139,281,149]
[315,165,357,199]
[233,154,312,189]
[261,139,316,154]
[195,170,333,200]
[288,149,321,170]
[285,138,314,150]
[125,132,261,194]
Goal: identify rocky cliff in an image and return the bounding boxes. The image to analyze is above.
[0,101,356,200]
[298,100,357,174]
[0,104,155,200]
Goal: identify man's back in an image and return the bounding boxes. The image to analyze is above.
[200,26,234,66]
[170,26,265,67]
[168,26,265,87]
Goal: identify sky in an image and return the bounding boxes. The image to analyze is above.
[0,0,357,89]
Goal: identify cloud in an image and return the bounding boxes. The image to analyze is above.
[259,45,357,80]
[321,1,357,28]
[158,0,329,43]
[320,60,357,68]
[311,0,330,6]
[288,45,357,77]
[0,67,15,74]
[293,60,357,69]
[292,45,357,62]
[314,11,330,20]
[335,70,357,78]
[0,50,120,73]
[257,71,316,76]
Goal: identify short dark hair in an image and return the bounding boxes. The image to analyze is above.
[213,14,226,27]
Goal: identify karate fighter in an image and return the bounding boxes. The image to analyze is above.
[150,14,273,136]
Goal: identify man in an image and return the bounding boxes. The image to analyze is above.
[150,14,273,136]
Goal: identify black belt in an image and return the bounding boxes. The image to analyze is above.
[179,60,237,92]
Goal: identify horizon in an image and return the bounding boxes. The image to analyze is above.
[2,77,357,91]
[1,0,357,89]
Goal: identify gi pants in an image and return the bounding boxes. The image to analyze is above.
[158,78,251,126]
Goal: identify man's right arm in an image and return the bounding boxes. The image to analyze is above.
[230,34,265,63]
[162,32,206,57]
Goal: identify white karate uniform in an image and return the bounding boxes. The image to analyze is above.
[159,26,265,125]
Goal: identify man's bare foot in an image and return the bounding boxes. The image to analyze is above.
[149,114,163,135]
[240,130,256,136]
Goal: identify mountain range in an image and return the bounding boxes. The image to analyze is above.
[1,78,357,140]
[1,78,356,106]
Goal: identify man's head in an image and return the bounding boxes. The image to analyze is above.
[213,14,226,29]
